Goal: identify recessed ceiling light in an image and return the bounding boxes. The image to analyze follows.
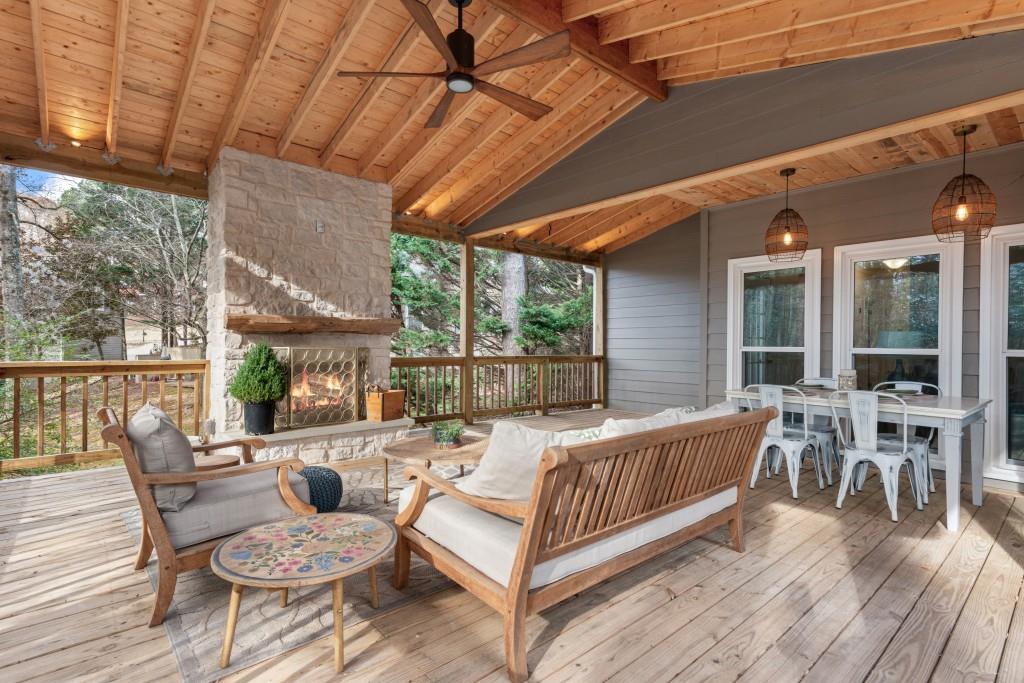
[70,140,82,147]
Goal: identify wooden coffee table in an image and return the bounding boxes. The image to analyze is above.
[383,434,488,478]
[211,513,396,673]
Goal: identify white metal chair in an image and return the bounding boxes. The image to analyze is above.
[872,380,940,502]
[745,384,825,499]
[791,377,841,485]
[831,391,923,522]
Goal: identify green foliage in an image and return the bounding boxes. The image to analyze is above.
[517,286,593,353]
[431,419,464,444]
[229,343,288,404]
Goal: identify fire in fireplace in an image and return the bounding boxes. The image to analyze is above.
[274,347,368,429]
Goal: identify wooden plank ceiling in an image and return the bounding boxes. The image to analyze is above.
[1,0,1023,262]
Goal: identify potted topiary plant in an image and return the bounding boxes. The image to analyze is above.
[431,420,465,450]
[229,342,288,435]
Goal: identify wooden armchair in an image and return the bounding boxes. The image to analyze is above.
[99,407,316,626]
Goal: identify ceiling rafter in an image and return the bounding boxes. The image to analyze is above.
[425,69,616,219]
[104,0,130,158]
[562,0,639,23]
[396,56,578,214]
[598,0,773,44]
[489,0,666,101]
[598,201,699,253]
[628,0,924,63]
[206,0,291,169]
[452,84,645,225]
[317,0,449,169]
[558,198,658,248]
[276,2,375,158]
[28,0,49,148]
[657,1,1024,81]
[160,0,215,172]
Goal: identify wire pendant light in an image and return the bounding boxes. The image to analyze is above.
[931,124,997,243]
[765,168,809,262]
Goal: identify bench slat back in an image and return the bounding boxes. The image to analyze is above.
[532,409,773,563]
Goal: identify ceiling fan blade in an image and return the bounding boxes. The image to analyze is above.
[475,80,553,121]
[399,0,459,70]
[426,90,457,129]
[472,31,571,77]
[336,70,447,78]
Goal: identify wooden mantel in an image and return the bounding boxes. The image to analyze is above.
[225,314,401,335]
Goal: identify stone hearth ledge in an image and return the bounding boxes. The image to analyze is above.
[232,418,414,465]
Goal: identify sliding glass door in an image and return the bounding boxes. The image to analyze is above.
[981,224,1024,480]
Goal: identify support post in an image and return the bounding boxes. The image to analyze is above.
[593,260,606,408]
[460,242,475,425]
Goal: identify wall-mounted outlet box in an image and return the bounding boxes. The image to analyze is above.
[314,220,325,234]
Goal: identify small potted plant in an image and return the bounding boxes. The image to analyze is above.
[431,420,465,450]
[229,342,288,435]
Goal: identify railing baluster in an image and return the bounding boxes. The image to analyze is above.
[101,376,110,446]
[122,375,129,427]
[142,373,149,404]
[60,376,67,454]
[36,377,45,457]
[176,373,184,427]
[81,376,89,452]
[12,378,20,458]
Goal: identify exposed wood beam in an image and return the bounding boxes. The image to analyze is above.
[563,0,638,23]
[225,314,401,335]
[558,198,657,247]
[664,16,1024,84]
[317,0,448,169]
[392,214,601,265]
[598,0,773,44]
[28,0,49,148]
[276,2,375,158]
[422,68,610,219]
[657,1,1024,80]
[161,0,215,171]
[488,0,666,101]
[379,10,514,186]
[0,131,207,199]
[207,0,290,169]
[520,209,597,241]
[452,85,645,225]
[105,0,130,157]
[395,57,577,214]
[598,201,699,252]
[629,0,924,63]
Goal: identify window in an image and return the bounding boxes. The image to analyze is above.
[980,224,1024,481]
[727,250,821,389]
[833,237,962,395]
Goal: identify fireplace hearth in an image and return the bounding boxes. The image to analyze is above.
[274,347,368,430]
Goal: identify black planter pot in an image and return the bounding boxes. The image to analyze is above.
[243,401,276,435]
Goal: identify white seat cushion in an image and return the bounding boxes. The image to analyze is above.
[161,469,310,549]
[398,483,737,589]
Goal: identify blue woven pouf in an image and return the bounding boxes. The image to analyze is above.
[299,466,343,512]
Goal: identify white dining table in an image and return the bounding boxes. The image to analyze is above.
[725,389,991,532]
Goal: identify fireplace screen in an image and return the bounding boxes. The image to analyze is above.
[274,347,368,429]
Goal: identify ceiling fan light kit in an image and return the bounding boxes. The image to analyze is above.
[336,0,569,128]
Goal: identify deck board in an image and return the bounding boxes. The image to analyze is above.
[0,419,1022,682]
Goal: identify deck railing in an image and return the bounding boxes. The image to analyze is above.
[390,355,604,424]
[0,360,210,472]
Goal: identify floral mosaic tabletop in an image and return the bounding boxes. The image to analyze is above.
[211,513,397,588]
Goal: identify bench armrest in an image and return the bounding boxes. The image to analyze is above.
[395,465,529,528]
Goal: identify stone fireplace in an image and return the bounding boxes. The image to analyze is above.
[206,147,410,462]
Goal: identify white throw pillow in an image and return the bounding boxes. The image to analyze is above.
[599,406,697,438]
[126,403,197,512]
[457,421,587,501]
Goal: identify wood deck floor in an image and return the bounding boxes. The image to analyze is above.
[3,441,1024,681]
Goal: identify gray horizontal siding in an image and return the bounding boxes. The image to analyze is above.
[604,215,703,412]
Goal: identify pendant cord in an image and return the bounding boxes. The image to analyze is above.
[785,173,790,211]
[959,129,968,197]
[458,3,463,29]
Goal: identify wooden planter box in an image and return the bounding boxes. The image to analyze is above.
[366,389,406,421]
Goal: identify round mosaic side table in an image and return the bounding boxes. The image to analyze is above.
[210,512,396,673]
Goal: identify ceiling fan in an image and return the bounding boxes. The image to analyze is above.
[336,0,571,128]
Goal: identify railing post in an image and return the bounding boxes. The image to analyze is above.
[594,259,607,409]
[538,359,549,416]
[460,242,475,424]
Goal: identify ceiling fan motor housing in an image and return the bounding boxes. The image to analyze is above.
[447,27,475,69]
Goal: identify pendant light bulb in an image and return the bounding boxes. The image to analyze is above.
[955,199,969,222]
[783,229,793,246]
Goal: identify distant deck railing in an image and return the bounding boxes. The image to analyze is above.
[390,355,605,424]
[0,360,210,472]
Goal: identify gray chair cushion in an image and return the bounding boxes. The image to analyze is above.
[161,469,311,549]
[125,404,196,512]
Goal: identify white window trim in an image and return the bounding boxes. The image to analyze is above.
[832,236,963,397]
[980,222,1024,482]
[726,249,821,390]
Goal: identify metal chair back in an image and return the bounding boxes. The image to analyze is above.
[828,390,909,453]
[744,384,809,439]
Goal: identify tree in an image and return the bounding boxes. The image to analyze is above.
[0,165,25,354]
